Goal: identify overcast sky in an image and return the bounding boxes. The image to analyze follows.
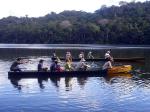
[0,0,146,18]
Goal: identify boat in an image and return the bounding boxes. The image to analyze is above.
[8,65,132,79]
[8,70,106,78]
[108,65,132,74]
[59,57,144,62]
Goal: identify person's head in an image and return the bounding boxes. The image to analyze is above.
[89,51,92,54]
[16,58,22,62]
[107,50,110,54]
[39,59,44,63]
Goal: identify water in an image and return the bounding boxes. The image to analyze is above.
[0,44,150,112]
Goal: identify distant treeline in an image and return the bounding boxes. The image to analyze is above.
[0,1,150,44]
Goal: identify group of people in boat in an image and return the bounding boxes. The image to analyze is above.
[10,50,113,72]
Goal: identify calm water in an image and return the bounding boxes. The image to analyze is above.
[1,44,150,112]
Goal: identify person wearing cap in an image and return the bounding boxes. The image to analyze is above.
[105,50,114,62]
[10,58,23,72]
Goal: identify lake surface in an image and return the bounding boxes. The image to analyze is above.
[1,44,150,112]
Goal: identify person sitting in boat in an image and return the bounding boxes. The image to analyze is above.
[65,59,73,71]
[55,61,63,72]
[79,52,85,59]
[50,60,63,72]
[87,51,94,59]
[10,58,23,72]
[102,57,113,71]
[76,58,90,71]
[51,52,61,63]
[105,50,114,62]
[66,51,72,62]
[38,59,48,72]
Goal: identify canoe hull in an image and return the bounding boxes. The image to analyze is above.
[108,65,132,74]
[59,57,144,62]
[8,65,132,79]
[8,70,106,79]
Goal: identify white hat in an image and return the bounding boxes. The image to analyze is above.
[107,51,110,53]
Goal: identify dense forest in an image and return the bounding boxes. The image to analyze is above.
[0,1,150,44]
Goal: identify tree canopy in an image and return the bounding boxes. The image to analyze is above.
[0,1,150,44]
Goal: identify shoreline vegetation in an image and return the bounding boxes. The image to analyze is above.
[0,1,150,44]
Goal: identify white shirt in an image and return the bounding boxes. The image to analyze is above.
[105,53,111,59]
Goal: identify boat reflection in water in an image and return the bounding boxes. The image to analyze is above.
[10,78,22,91]
[106,73,132,81]
[9,73,132,91]
[49,77,61,88]
[37,78,49,89]
[77,77,88,88]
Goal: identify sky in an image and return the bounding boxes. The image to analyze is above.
[0,0,147,18]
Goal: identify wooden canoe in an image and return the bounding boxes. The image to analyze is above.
[106,73,132,80]
[108,65,132,74]
[8,70,106,78]
[59,57,144,62]
[8,65,132,78]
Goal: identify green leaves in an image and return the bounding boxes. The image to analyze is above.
[0,1,150,44]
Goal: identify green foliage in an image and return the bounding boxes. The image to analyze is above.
[0,1,150,44]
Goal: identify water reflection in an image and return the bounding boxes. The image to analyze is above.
[9,77,49,90]
[2,46,150,111]
[10,78,22,91]
[77,77,88,88]
[7,72,150,111]
[50,77,60,88]
[65,77,72,91]
[37,78,48,89]
[106,73,132,81]
[9,74,133,92]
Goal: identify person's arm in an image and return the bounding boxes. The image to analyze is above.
[108,61,113,68]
